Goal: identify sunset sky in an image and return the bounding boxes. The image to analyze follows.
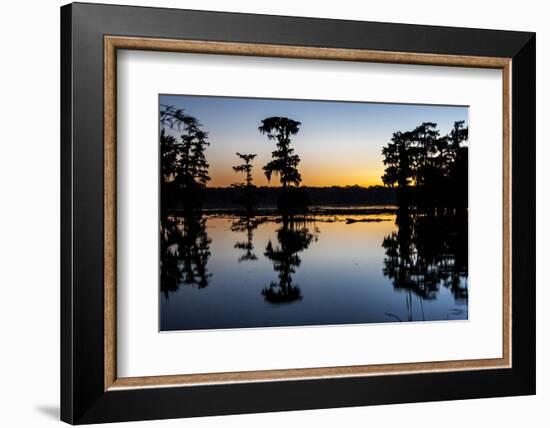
[160,94,468,188]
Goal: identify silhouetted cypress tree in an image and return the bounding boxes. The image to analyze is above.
[259,117,302,188]
[160,105,210,210]
[232,152,257,187]
[381,121,468,210]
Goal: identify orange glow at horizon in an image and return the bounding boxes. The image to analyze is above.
[207,152,386,188]
[207,164,385,188]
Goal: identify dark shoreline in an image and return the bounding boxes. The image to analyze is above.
[168,205,398,217]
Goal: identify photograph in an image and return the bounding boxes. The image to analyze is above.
[54,2,536,424]
[159,94,469,331]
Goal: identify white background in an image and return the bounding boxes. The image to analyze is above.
[0,0,546,427]
[118,51,503,377]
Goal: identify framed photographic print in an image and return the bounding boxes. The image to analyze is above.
[61,2,536,424]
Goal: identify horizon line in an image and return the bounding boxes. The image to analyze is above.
[203,184,389,189]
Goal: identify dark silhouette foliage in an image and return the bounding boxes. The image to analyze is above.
[232,152,259,210]
[232,152,257,187]
[200,185,396,210]
[381,121,468,209]
[275,187,311,213]
[259,117,303,188]
[382,208,468,319]
[160,212,212,296]
[262,216,317,304]
[381,120,468,319]
[231,215,265,262]
[259,116,312,213]
[160,104,211,212]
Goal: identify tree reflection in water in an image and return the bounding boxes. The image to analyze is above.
[262,215,317,304]
[231,215,265,262]
[160,211,212,297]
[382,208,468,320]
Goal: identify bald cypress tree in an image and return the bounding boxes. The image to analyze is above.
[232,152,258,211]
[381,120,468,210]
[232,152,257,187]
[259,117,302,188]
[160,105,210,210]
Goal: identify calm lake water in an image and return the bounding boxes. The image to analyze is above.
[160,209,468,331]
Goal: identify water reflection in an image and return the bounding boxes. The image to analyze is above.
[231,215,265,262]
[382,208,468,321]
[160,212,212,297]
[160,209,467,329]
[262,216,318,304]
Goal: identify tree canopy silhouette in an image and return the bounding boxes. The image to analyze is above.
[232,152,257,187]
[259,117,302,188]
[231,152,259,210]
[160,104,211,210]
[381,121,468,209]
